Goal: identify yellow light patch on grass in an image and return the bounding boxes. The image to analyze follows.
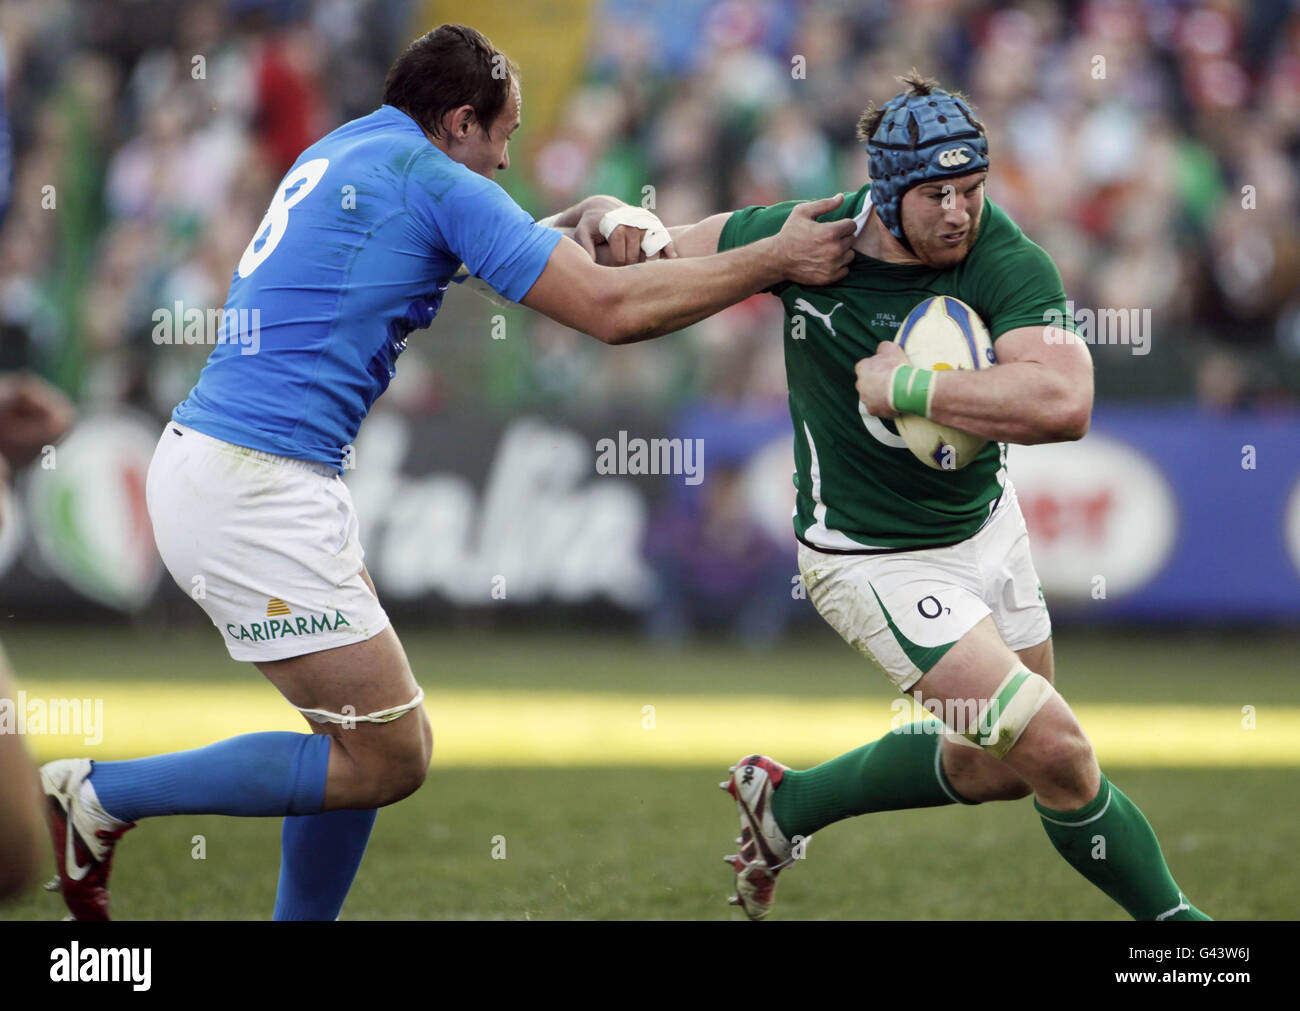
[12,682,1298,767]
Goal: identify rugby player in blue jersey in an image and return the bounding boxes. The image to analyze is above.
[39,24,857,920]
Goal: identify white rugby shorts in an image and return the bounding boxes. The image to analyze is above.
[146,422,390,662]
[798,482,1050,691]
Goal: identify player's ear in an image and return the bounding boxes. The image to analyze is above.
[442,105,477,142]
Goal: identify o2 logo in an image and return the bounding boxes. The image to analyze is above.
[917,595,950,618]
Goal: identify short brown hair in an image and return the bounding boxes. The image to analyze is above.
[383,24,520,140]
[856,70,982,144]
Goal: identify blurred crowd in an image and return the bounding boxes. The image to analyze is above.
[562,0,1300,411]
[0,0,412,417]
[2,0,1299,423]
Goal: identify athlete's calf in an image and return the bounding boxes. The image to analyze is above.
[913,615,1207,919]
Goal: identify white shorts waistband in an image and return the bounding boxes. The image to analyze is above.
[167,422,338,478]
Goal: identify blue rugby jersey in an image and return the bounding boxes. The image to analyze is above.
[173,104,560,469]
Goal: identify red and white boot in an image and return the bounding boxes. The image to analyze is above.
[720,754,801,920]
[40,758,135,921]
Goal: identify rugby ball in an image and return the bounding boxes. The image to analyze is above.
[893,296,996,471]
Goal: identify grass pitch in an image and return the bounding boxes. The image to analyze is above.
[1,624,1295,920]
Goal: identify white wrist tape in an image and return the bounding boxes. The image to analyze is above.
[598,206,671,256]
[535,213,562,229]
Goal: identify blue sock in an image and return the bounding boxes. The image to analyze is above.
[89,732,331,822]
[273,808,378,921]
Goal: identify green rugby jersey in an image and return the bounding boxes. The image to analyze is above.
[718,184,1071,551]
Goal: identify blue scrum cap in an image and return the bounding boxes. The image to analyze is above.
[865,81,989,252]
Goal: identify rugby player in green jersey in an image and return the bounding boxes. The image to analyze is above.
[663,73,1211,921]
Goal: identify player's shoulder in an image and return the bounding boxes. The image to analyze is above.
[972,197,1050,262]
[311,105,422,163]
[963,196,1063,295]
[405,140,517,216]
[721,184,867,250]
[310,105,493,205]
[961,196,1070,333]
[819,183,869,223]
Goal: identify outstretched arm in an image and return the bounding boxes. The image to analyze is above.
[662,214,732,259]
[520,195,855,344]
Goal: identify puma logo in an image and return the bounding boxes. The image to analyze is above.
[793,298,845,336]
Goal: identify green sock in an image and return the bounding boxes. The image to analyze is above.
[770,722,970,839]
[1036,773,1211,921]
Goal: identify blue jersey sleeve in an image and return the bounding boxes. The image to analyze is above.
[409,153,561,303]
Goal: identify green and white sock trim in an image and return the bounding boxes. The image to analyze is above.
[1035,778,1113,827]
[1155,893,1191,921]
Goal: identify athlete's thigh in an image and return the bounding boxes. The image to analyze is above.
[798,541,989,692]
[918,616,1081,770]
[938,483,1057,771]
[938,630,1053,790]
[256,621,418,715]
[940,637,1053,765]
[926,487,1058,755]
[256,622,430,798]
[912,615,1021,710]
[1017,636,1054,683]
